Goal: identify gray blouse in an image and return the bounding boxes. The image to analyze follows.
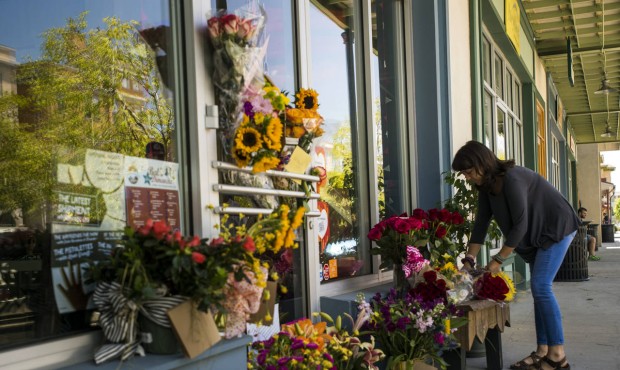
[469,166,580,262]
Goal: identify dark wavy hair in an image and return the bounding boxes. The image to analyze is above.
[451,140,515,190]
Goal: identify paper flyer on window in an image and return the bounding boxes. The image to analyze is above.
[123,156,180,230]
[50,149,179,313]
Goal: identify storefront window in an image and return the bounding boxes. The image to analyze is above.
[0,0,181,350]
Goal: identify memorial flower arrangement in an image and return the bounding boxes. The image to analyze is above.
[368,207,464,271]
[363,286,463,370]
[473,271,516,302]
[232,83,287,173]
[247,303,385,370]
[206,5,269,157]
[285,88,325,152]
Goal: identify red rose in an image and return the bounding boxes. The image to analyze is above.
[393,218,411,234]
[192,252,206,264]
[451,211,464,225]
[367,227,383,241]
[407,217,423,230]
[210,237,224,246]
[243,236,256,252]
[428,208,439,221]
[187,235,200,247]
[152,220,171,239]
[412,208,427,220]
[435,225,448,239]
[438,209,452,222]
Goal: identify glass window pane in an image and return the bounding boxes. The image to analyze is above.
[506,70,513,109]
[494,53,503,99]
[484,91,493,149]
[482,36,491,83]
[309,2,369,283]
[0,1,180,349]
[496,107,506,160]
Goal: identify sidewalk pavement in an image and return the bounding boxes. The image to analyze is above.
[466,232,620,370]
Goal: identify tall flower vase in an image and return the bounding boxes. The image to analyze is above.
[393,264,407,297]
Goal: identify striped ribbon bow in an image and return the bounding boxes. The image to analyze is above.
[92,282,186,364]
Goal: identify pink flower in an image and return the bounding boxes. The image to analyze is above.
[221,14,239,35]
[250,96,273,115]
[237,18,255,40]
[403,245,429,278]
[192,252,206,264]
[207,17,220,39]
[138,218,154,235]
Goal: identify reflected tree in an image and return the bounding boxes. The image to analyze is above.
[0,12,173,223]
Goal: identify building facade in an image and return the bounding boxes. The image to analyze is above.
[0,0,600,368]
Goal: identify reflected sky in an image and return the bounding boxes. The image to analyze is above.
[0,0,169,62]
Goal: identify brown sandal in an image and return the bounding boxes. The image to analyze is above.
[509,352,543,370]
[539,356,570,370]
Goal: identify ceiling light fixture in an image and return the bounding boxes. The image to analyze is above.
[601,122,613,137]
[594,74,618,95]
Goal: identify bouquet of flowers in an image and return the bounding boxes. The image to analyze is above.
[367,208,464,271]
[248,318,335,369]
[231,82,288,173]
[206,4,268,156]
[285,88,324,141]
[363,287,463,369]
[248,306,384,370]
[473,270,516,302]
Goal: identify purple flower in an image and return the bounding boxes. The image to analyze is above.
[306,342,319,350]
[434,332,445,345]
[323,352,334,362]
[257,350,267,365]
[243,101,254,119]
[277,357,290,366]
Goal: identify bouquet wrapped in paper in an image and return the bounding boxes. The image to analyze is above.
[206,3,269,155]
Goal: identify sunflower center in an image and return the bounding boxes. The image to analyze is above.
[303,96,315,109]
[242,132,258,147]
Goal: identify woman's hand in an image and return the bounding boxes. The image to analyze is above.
[485,259,502,273]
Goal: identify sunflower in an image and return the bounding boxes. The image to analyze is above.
[234,127,262,153]
[295,88,319,110]
[232,148,251,168]
[264,116,283,150]
[252,154,280,173]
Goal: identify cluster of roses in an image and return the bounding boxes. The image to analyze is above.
[368,207,466,269]
[207,13,258,48]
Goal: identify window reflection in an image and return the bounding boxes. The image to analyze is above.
[309,2,369,283]
[0,1,178,349]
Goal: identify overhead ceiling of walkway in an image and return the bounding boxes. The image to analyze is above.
[523,0,620,144]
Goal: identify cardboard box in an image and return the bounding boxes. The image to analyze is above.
[167,301,221,359]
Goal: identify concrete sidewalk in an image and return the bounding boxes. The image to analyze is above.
[466,233,620,369]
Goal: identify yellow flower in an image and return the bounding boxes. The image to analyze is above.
[264,116,283,150]
[232,148,251,168]
[234,127,262,153]
[291,206,306,229]
[286,108,305,125]
[254,112,266,125]
[295,88,319,110]
[252,155,280,173]
[242,114,250,126]
[284,228,295,248]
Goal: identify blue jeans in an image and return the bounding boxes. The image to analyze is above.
[529,230,576,346]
